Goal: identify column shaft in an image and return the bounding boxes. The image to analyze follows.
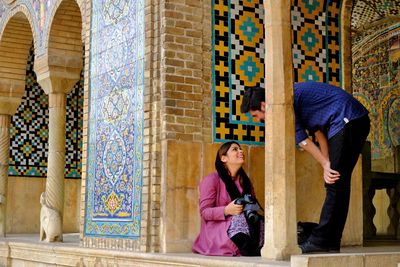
[261,0,300,260]
[45,93,66,216]
[0,115,10,236]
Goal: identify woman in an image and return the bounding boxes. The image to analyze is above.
[192,141,263,256]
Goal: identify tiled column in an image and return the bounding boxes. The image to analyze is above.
[40,93,66,242]
[261,0,300,260]
[0,115,10,236]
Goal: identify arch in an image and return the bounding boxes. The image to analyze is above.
[352,22,400,58]
[36,0,83,94]
[0,8,35,115]
[42,0,86,49]
[0,4,39,57]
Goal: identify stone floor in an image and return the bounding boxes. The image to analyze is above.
[0,234,400,267]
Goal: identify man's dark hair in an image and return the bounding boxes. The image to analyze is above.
[240,86,265,114]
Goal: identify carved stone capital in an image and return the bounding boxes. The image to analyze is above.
[0,97,21,116]
[34,54,82,95]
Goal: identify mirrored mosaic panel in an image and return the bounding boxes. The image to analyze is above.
[353,28,400,160]
[351,0,400,31]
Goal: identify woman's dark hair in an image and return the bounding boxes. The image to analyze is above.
[240,86,265,114]
[215,141,252,200]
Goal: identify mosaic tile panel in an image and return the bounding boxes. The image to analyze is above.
[65,72,84,178]
[8,46,83,178]
[326,0,341,84]
[84,0,145,239]
[291,0,341,86]
[212,0,343,144]
[353,28,400,159]
[9,48,48,177]
[212,0,265,145]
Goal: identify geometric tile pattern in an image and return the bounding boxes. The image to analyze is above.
[351,0,381,31]
[84,0,145,239]
[212,0,265,145]
[353,28,400,159]
[8,45,83,178]
[65,72,84,178]
[291,0,341,85]
[8,47,48,177]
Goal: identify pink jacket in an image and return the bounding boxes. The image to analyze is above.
[192,172,240,256]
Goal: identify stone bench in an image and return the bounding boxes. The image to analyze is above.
[362,141,400,240]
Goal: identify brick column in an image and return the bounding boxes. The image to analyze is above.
[261,0,300,260]
[0,115,10,236]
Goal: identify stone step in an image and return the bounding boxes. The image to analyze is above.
[2,234,400,267]
[0,234,290,267]
[292,250,400,267]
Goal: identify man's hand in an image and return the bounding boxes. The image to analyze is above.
[322,161,340,184]
[224,200,243,216]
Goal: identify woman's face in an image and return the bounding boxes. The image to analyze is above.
[221,143,244,166]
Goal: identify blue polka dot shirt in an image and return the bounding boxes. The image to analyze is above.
[294,82,368,144]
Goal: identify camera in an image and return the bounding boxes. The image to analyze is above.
[234,194,261,224]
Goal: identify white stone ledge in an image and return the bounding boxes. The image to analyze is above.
[0,234,289,267]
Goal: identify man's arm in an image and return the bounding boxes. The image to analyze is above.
[315,130,329,160]
[299,138,340,184]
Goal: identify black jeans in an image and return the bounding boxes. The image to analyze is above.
[309,115,370,248]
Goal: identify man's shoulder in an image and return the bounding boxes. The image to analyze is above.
[295,81,333,89]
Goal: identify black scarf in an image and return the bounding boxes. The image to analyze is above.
[215,156,252,201]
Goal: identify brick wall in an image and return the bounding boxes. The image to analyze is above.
[161,0,211,143]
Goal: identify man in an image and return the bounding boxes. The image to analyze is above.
[240,82,370,253]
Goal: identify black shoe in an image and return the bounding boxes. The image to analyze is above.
[297,222,318,245]
[300,241,329,254]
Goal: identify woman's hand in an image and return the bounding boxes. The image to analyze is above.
[322,161,340,184]
[224,200,243,216]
